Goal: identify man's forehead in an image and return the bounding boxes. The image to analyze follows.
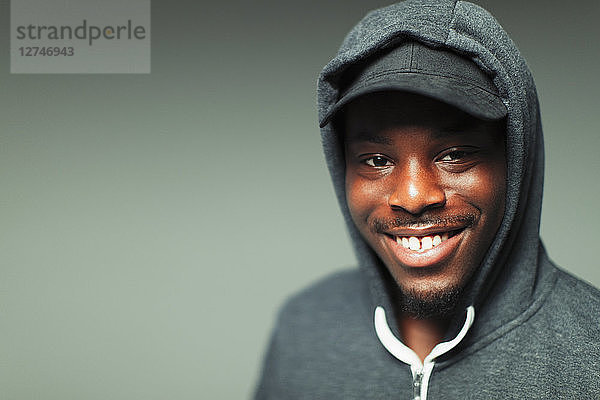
[340,92,506,148]
[345,131,394,145]
[344,126,494,149]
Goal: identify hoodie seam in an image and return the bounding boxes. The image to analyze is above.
[356,23,406,56]
[446,0,459,44]
[434,266,559,371]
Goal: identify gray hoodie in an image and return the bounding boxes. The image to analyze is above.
[254,1,600,398]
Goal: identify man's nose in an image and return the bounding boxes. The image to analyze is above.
[388,158,446,215]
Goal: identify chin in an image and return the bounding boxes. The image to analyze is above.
[395,280,463,319]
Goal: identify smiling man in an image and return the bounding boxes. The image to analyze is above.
[254,1,600,399]
[342,89,506,347]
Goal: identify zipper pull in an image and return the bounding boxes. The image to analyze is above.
[412,369,423,400]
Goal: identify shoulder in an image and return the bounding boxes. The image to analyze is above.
[514,267,600,395]
[536,266,600,344]
[281,269,366,312]
[553,267,600,304]
[266,268,377,355]
[276,268,371,331]
[254,269,386,399]
[547,267,600,319]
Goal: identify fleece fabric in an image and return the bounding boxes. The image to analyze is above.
[254,1,600,398]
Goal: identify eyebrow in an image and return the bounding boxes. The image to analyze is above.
[348,132,393,145]
[348,126,472,143]
[431,119,482,138]
[347,119,490,143]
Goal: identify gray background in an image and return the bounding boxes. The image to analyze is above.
[0,0,598,399]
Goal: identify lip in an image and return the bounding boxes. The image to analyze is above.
[382,228,466,269]
[384,224,467,238]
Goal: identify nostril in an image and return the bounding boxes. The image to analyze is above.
[388,186,446,215]
[387,161,446,214]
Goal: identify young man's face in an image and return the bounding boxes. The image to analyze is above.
[343,91,506,317]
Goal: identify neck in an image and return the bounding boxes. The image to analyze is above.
[399,314,449,363]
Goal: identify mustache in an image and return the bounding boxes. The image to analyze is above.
[371,214,476,233]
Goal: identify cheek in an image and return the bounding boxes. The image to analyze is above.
[449,163,506,220]
[345,174,367,220]
[479,161,506,215]
[345,172,385,224]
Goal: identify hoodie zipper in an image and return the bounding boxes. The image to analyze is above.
[409,360,435,400]
[412,369,423,400]
[374,306,475,400]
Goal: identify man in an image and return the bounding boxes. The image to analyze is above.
[254,1,600,399]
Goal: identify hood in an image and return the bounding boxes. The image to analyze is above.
[317,0,550,342]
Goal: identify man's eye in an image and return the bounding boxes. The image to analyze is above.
[439,150,471,162]
[364,156,392,167]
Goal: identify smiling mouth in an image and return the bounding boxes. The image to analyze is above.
[380,227,466,269]
[384,228,464,253]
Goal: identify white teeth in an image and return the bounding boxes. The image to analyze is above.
[408,237,420,251]
[401,237,410,249]
[396,232,452,252]
[421,236,433,250]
